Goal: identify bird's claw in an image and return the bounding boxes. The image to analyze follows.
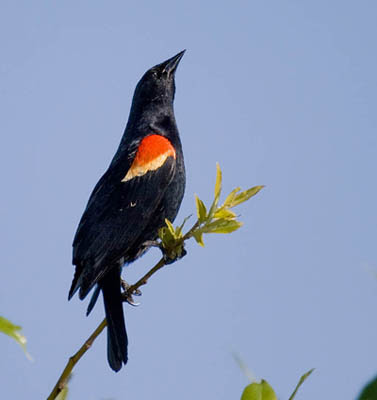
[142,240,160,249]
[121,279,142,306]
[124,294,140,307]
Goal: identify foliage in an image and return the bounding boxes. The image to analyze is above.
[241,380,277,400]
[0,316,30,359]
[288,369,314,400]
[46,163,264,399]
[55,386,69,400]
[236,355,314,400]
[159,163,264,257]
[3,163,376,400]
[357,375,377,400]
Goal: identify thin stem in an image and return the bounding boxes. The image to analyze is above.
[46,319,107,400]
[47,219,200,400]
[46,255,174,399]
[126,257,166,295]
[183,220,200,240]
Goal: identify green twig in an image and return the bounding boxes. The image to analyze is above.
[288,369,315,400]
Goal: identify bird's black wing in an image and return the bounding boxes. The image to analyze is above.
[70,152,176,299]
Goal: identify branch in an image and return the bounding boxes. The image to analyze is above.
[46,163,263,399]
[47,218,204,399]
[47,254,170,400]
[47,318,107,400]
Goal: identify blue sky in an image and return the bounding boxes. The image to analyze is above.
[1,1,376,399]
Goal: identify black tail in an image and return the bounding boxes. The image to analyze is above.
[101,266,128,372]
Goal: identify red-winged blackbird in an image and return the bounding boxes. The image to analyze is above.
[69,51,186,372]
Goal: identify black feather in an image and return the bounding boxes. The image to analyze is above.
[101,266,128,372]
[69,51,186,371]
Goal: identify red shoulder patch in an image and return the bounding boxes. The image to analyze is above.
[122,135,176,182]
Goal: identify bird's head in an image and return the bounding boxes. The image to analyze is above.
[132,50,185,110]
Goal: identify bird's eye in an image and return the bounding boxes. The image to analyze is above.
[152,69,163,80]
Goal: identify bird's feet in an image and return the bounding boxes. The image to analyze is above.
[142,240,161,249]
[121,279,142,306]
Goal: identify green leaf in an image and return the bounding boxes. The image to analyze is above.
[230,186,264,208]
[174,215,192,238]
[174,226,182,238]
[159,226,175,249]
[174,224,183,239]
[213,207,237,219]
[357,374,377,400]
[207,163,223,220]
[192,230,205,247]
[241,380,277,400]
[165,218,177,239]
[55,387,69,400]
[288,369,314,400]
[214,162,222,206]
[224,187,241,207]
[178,215,191,232]
[55,373,72,400]
[158,226,165,241]
[195,195,207,223]
[202,219,242,234]
[0,316,30,358]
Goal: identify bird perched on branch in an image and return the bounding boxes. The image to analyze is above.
[69,51,186,372]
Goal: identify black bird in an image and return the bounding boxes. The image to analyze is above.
[69,51,186,372]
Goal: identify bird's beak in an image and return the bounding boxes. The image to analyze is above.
[162,50,186,76]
